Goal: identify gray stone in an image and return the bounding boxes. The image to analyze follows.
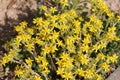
[105,0,120,14]
[106,66,120,80]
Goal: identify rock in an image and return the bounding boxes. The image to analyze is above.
[0,0,37,26]
[106,66,120,80]
[105,0,120,14]
[0,0,37,46]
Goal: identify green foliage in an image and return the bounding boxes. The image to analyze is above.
[0,0,120,80]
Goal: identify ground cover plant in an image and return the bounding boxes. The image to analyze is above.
[1,0,120,80]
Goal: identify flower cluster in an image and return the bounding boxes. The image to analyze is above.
[0,0,120,80]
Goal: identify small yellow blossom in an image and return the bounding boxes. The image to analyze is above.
[15,65,24,77]
[92,44,100,52]
[107,54,118,63]
[59,0,69,7]
[77,68,85,77]
[60,52,69,60]
[117,16,120,21]
[101,62,110,72]
[57,40,63,47]
[73,20,80,27]
[41,60,48,68]
[50,7,56,13]
[34,75,42,80]
[40,5,47,11]
[50,45,58,53]
[85,69,95,79]
[25,58,33,67]
[33,17,43,26]
[97,53,106,60]
[80,54,89,65]
[95,74,103,80]
[62,72,73,79]
[42,46,51,55]
[26,43,34,51]
[15,69,23,77]
[57,68,64,75]
[36,56,43,63]
[81,44,89,53]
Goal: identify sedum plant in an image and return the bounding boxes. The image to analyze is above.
[1,0,120,80]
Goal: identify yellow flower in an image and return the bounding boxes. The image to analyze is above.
[95,74,103,80]
[50,22,58,28]
[60,52,69,60]
[73,27,80,34]
[33,17,43,26]
[57,40,63,47]
[59,0,69,7]
[112,54,118,63]
[41,60,48,68]
[44,12,51,17]
[79,17,83,21]
[35,37,44,45]
[59,13,67,22]
[85,69,94,79]
[117,16,120,21]
[89,25,96,32]
[42,67,49,74]
[43,28,51,34]
[25,58,33,67]
[42,46,51,55]
[15,69,23,77]
[81,44,89,53]
[20,21,28,27]
[50,45,58,53]
[92,44,100,52]
[69,9,78,18]
[34,75,42,80]
[108,26,116,33]
[26,28,34,35]
[107,54,118,63]
[20,34,31,42]
[15,65,24,77]
[56,59,63,66]
[77,68,85,77]
[26,43,34,51]
[49,7,56,13]
[99,40,107,49]
[57,68,64,75]
[64,58,73,69]
[82,37,90,44]
[50,15,58,22]
[9,49,17,54]
[101,62,110,72]
[97,53,106,60]
[63,72,73,79]
[15,25,24,33]
[43,21,50,27]
[36,56,43,63]
[50,31,59,42]
[73,20,80,27]
[40,5,47,11]
[60,24,69,31]
[107,12,114,18]
[90,0,109,13]
[80,54,89,65]
[1,54,12,66]
[66,36,75,45]
[106,26,116,40]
